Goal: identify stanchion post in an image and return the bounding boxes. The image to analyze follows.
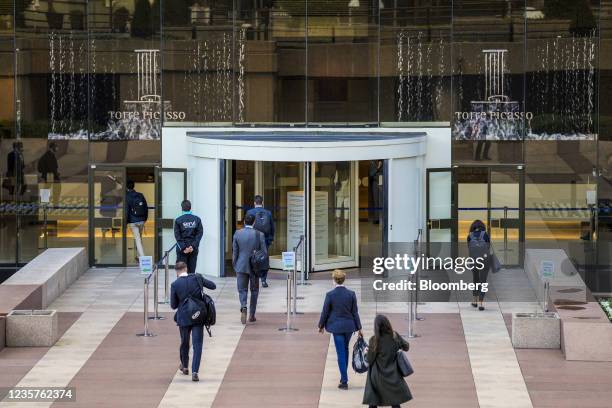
[415,230,425,321]
[159,251,170,305]
[279,269,298,332]
[543,281,550,313]
[150,265,165,320]
[137,277,155,337]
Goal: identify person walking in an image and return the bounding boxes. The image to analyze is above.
[4,141,25,196]
[126,180,148,261]
[363,314,412,408]
[318,270,362,390]
[174,200,203,274]
[170,261,216,382]
[245,195,275,287]
[467,219,491,311]
[232,212,267,324]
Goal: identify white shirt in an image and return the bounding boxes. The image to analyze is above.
[178,272,188,277]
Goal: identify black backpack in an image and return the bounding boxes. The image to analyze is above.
[250,231,269,277]
[131,192,148,218]
[253,208,272,236]
[468,230,489,260]
[180,275,216,336]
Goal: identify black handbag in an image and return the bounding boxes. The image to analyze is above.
[179,276,208,327]
[397,350,414,377]
[352,334,369,374]
[250,231,269,277]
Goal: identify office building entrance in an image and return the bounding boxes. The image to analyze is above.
[227,160,384,275]
[182,128,428,277]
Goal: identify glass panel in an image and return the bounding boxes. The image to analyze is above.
[306,0,378,122]
[380,1,452,122]
[89,0,161,163]
[126,167,155,265]
[428,170,451,242]
[262,162,304,264]
[457,167,488,241]
[160,169,185,264]
[313,161,354,264]
[92,168,124,265]
[490,169,520,265]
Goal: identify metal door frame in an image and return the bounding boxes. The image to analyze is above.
[88,164,127,267]
[452,164,525,267]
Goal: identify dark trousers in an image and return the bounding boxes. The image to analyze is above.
[333,332,352,384]
[177,249,198,274]
[472,258,490,301]
[237,272,259,317]
[179,325,204,373]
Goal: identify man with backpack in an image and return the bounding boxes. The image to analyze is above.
[126,180,148,261]
[174,200,204,274]
[245,195,275,287]
[170,261,216,382]
[467,219,491,311]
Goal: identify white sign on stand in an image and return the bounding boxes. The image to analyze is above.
[282,251,296,271]
[287,191,305,251]
[40,189,51,204]
[540,260,554,281]
[139,256,153,275]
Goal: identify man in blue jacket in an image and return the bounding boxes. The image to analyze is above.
[245,195,275,287]
[174,200,203,274]
[318,270,362,390]
[170,261,216,382]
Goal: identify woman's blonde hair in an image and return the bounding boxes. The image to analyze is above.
[332,269,346,285]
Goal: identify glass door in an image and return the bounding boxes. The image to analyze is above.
[89,166,126,266]
[262,161,305,270]
[156,168,186,264]
[426,168,453,261]
[311,161,358,270]
[490,167,524,266]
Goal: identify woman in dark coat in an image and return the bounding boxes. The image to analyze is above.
[467,219,491,311]
[363,315,412,407]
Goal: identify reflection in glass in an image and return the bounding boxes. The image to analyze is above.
[92,168,124,265]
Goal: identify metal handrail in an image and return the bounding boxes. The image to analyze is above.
[136,243,177,337]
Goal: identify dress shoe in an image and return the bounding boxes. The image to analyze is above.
[179,364,189,375]
[479,305,485,311]
[262,281,269,288]
[338,383,348,390]
[192,373,199,382]
[241,308,247,325]
[248,316,256,323]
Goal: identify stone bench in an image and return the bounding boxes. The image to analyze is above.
[512,312,560,349]
[2,248,87,309]
[0,316,5,351]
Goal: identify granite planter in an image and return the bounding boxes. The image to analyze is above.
[0,315,5,351]
[512,312,560,349]
[6,310,58,347]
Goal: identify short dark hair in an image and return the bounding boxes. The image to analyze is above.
[181,200,191,212]
[175,261,188,272]
[244,213,255,226]
[127,180,135,190]
[254,195,263,205]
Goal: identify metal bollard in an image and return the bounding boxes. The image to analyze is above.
[150,266,165,320]
[543,281,550,313]
[137,277,156,337]
[158,251,171,305]
[279,270,298,332]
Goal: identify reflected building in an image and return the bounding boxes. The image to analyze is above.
[0,0,610,292]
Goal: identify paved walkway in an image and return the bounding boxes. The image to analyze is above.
[1,267,612,407]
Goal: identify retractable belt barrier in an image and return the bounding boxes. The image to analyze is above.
[137,243,177,337]
[279,235,304,333]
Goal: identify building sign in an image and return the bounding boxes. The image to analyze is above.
[453,49,533,141]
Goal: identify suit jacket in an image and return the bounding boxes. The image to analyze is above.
[171,273,216,327]
[232,226,267,275]
[318,286,362,334]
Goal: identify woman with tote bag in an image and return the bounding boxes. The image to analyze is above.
[363,315,412,408]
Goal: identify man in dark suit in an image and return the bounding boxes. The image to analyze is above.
[318,270,362,390]
[170,261,216,382]
[232,213,267,324]
[245,195,275,287]
[174,200,203,274]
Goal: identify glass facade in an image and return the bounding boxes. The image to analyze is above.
[0,0,609,291]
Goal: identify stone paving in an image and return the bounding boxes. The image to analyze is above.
[0,267,611,407]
